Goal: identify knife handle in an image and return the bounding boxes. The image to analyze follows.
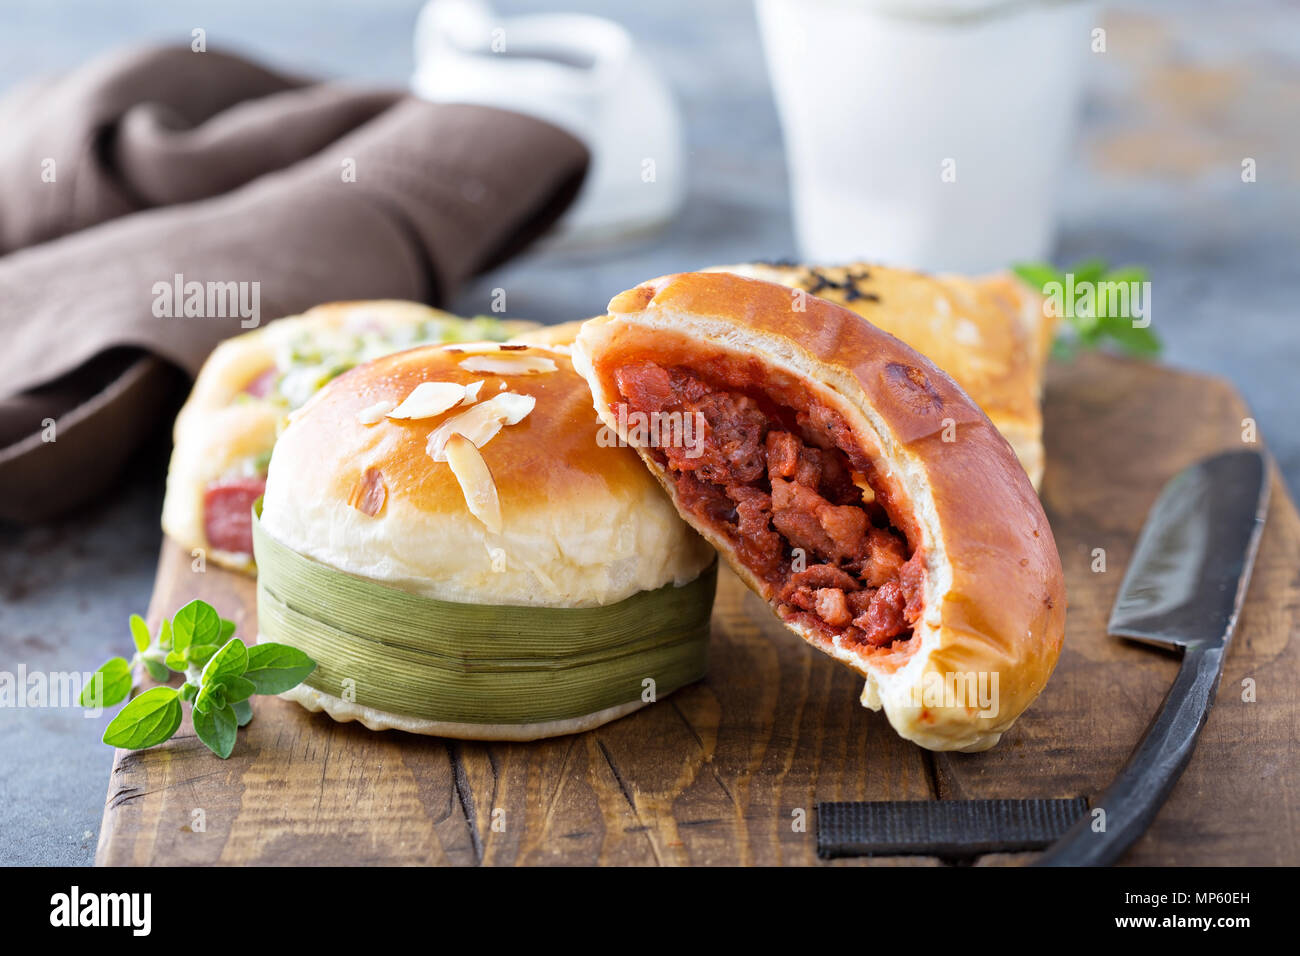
[1034,643,1224,867]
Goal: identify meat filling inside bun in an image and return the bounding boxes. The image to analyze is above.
[612,356,924,656]
[573,272,1066,752]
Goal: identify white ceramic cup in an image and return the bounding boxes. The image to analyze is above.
[756,0,1097,271]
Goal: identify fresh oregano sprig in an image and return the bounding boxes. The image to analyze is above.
[81,599,315,759]
[1012,259,1162,359]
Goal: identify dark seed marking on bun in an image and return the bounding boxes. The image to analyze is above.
[794,266,880,306]
[883,362,944,415]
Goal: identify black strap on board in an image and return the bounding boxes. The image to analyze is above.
[816,798,1089,859]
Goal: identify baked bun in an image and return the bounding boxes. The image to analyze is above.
[258,340,716,739]
[161,300,536,572]
[572,272,1066,751]
[710,262,1053,487]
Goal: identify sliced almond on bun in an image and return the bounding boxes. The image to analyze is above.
[444,433,502,533]
[387,382,467,420]
[426,393,536,461]
[458,354,557,376]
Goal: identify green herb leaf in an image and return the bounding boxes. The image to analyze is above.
[196,681,229,714]
[1100,317,1162,357]
[172,600,222,653]
[216,674,257,703]
[1011,262,1061,291]
[243,643,317,695]
[96,600,277,759]
[1014,259,1161,359]
[192,700,238,759]
[1100,265,1147,287]
[186,644,220,668]
[157,618,173,651]
[128,615,151,653]
[102,687,182,750]
[1068,258,1108,286]
[142,657,171,683]
[81,657,133,708]
[199,637,248,689]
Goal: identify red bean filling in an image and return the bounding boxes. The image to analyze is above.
[614,361,923,649]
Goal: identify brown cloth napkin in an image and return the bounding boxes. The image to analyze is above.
[0,46,588,523]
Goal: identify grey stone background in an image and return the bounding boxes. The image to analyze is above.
[0,0,1296,865]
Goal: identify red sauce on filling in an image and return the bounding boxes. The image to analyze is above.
[613,359,923,650]
[203,476,267,556]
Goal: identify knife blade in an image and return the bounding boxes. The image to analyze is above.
[1036,449,1270,866]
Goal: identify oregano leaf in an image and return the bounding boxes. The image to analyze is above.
[186,644,220,668]
[243,643,316,695]
[172,599,221,653]
[192,700,238,759]
[142,657,170,683]
[128,615,151,653]
[217,674,257,704]
[102,687,182,750]
[80,657,132,708]
[199,637,248,689]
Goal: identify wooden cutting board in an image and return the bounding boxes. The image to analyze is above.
[95,352,1300,866]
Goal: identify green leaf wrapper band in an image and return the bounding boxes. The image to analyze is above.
[251,503,716,725]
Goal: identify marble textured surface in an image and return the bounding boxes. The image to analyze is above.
[0,0,1295,864]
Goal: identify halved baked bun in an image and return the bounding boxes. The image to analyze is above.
[572,272,1066,751]
[710,262,1054,487]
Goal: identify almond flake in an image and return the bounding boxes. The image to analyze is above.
[426,392,536,462]
[460,380,485,405]
[357,400,395,425]
[348,466,387,517]
[387,382,466,420]
[445,434,502,533]
[458,354,557,376]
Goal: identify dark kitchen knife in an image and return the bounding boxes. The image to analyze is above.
[1035,449,1270,866]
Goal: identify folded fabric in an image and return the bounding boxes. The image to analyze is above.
[0,46,588,522]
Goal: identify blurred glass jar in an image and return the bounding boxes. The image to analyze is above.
[757,0,1097,272]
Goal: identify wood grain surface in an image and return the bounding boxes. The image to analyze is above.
[95,352,1300,866]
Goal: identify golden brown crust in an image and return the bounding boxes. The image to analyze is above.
[575,271,1066,750]
[709,262,1053,486]
[508,320,588,347]
[261,341,715,607]
[309,344,652,518]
